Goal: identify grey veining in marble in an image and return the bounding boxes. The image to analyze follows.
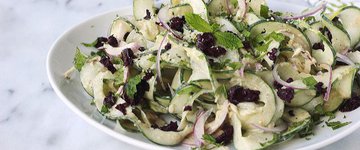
[0,0,358,150]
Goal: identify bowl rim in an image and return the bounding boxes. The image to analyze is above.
[46,5,360,150]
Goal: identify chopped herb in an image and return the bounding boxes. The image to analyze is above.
[215,85,228,99]
[266,32,285,42]
[114,69,124,87]
[202,134,223,147]
[228,62,242,70]
[81,39,98,47]
[74,48,88,71]
[101,105,110,113]
[90,100,95,105]
[125,75,142,99]
[147,56,156,62]
[260,5,270,18]
[325,121,351,130]
[302,76,318,87]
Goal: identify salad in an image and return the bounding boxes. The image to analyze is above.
[67,0,360,149]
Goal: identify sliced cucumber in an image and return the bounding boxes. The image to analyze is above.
[302,96,323,113]
[183,47,212,83]
[321,14,351,54]
[168,84,201,114]
[250,21,311,52]
[347,51,360,64]
[149,100,168,113]
[80,58,107,96]
[230,73,276,128]
[315,65,356,87]
[247,0,267,17]
[137,123,193,146]
[244,12,261,25]
[144,76,156,101]
[282,108,311,123]
[208,0,239,16]
[214,17,241,36]
[133,0,155,20]
[305,21,322,45]
[109,17,134,41]
[337,6,360,47]
[311,33,336,66]
[285,88,316,107]
[118,119,139,132]
[161,38,190,67]
[230,105,276,150]
[92,71,115,112]
[323,68,356,112]
[155,96,171,107]
[125,30,148,48]
[169,4,193,17]
[183,0,209,21]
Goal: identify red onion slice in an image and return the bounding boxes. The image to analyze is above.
[156,32,169,90]
[193,110,212,147]
[206,101,229,134]
[123,67,130,82]
[336,53,355,66]
[157,6,183,40]
[238,63,247,77]
[320,64,332,101]
[272,64,308,90]
[251,123,287,133]
[283,1,327,20]
[225,0,232,14]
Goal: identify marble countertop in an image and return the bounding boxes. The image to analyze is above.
[0,0,359,149]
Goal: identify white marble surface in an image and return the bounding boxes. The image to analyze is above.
[0,0,359,150]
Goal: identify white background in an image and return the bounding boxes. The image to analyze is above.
[0,0,359,149]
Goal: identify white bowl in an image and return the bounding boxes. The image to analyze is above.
[47,2,360,150]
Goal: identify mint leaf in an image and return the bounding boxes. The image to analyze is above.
[215,85,228,99]
[325,121,351,130]
[229,62,242,70]
[256,41,272,52]
[114,69,124,87]
[260,5,270,18]
[125,75,142,99]
[74,48,88,71]
[266,32,285,42]
[101,105,110,113]
[302,76,317,87]
[81,39,98,47]
[184,13,213,32]
[214,31,243,49]
[202,134,223,147]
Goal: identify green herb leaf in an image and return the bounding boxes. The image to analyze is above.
[202,134,223,147]
[215,85,228,99]
[90,50,107,58]
[74,47,88,71]
[256,41,272,52]
[125,75,142,99]
[101,105,110,113]
[266,32,285,42]
[229,62,242,70]
[114,69,125,87]
[185,13,213,32]
[260,5,270,18]
[302,76,318,87]
[325,121,351,130]
[214,31,243,49]
[81,39,98,47]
